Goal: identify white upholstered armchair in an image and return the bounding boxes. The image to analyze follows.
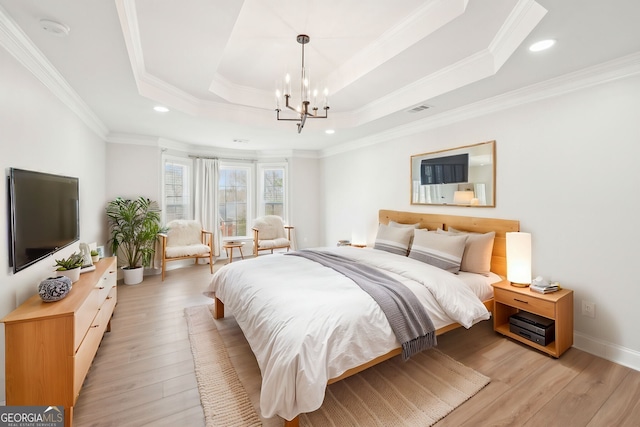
[252,215,294,257]
[159,220,213,281]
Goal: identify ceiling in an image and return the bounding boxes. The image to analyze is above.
[1,0,639,153]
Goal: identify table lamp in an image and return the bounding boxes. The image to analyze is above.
[506,232,531,287]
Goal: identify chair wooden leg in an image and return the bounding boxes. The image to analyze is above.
[161,259,166,281]
[209,253,213,274]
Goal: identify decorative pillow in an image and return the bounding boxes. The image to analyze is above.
[167,220,203,247]
[409,229,467,273]
[373,223,414,256]
[252,216,284,240]
[388,220,422,251]
[440,227,496,276]
[388,220,421,229]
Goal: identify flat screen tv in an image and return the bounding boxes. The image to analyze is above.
[420,153,469,185]
[8,168,79,273]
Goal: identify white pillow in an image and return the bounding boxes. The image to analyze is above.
[388,220,422,250]
[388,220,421,229]
[373,223,414,256]
[439,227,496,276]
[409,229,467,273]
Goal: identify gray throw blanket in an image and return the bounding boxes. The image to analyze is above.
[285,249,436,360]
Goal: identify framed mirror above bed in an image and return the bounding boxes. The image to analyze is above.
[410,140,495,207]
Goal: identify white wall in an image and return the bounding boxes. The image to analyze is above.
[104,142,162,255]
[0,48,107,401]
[289,156,322,249]
[321,74,640,369]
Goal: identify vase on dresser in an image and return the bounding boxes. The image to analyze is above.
[56,266,81,283]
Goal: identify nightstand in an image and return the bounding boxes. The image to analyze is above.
[492,281,574,357]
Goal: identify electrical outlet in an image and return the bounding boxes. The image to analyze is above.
[582,300,596,318]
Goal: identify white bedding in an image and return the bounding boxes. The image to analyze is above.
[205,246,492,421]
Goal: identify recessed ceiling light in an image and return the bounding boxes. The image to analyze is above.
[325,129,335,135]
[39,19,70,37]
[529,39,556,52]
[153,106,169,113]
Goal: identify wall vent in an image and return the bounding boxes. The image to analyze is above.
[407,104,432,113]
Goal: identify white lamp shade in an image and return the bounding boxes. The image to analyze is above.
[351,226,367,247]
[506,232,531,284]
[453,190,474,205]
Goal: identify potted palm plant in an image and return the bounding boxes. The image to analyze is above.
[54,252,84,283]
[106,197,164,285]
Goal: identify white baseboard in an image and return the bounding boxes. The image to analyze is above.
[573,332,640,372]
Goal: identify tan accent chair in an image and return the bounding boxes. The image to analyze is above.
[159,220,213,281]
[252,216,294,256]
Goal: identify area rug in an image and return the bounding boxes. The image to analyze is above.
[185,304,490,427]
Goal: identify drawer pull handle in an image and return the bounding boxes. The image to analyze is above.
[106,296,112,300]
[514,298,529,304]
[98,286,105,290]
[91,325,100,328]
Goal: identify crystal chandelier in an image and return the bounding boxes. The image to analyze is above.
[275,34,329,133]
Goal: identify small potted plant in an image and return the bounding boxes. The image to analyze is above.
[54,252,84,283]
[91,249,100,263]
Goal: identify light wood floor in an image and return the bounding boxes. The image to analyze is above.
[74,262,640,426]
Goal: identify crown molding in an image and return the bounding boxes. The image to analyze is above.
[489,0,548,69]
[320,52,640,158]
[106,133,161,146]
[0,4,108,139]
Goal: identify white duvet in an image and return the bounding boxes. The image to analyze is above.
[205,246,491,421]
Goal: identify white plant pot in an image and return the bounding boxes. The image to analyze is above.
[56,267,81,283]
[122,266,144,285]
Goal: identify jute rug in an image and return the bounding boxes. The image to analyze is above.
[185,304,490,427]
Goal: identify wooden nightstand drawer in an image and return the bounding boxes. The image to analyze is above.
[494,287,555,318]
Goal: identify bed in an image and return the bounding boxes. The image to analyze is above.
[206,209,519,426]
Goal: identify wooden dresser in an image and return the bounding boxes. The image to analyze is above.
[2,257,117,427]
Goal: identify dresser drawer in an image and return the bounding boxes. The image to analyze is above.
[97,286,117,328]
[494,288,555,318]
[96,260,117,303]
[73,289,99,352]
[73,318,104,400]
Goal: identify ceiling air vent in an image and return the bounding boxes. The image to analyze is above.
[407,104,432,113]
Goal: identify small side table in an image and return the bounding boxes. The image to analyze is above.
[492,280,573,357]
[223,242,245,263]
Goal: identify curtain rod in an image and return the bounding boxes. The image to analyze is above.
[188,155,257,162]
[188,155,289,163]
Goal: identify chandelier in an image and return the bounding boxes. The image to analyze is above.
[275,34,329,133]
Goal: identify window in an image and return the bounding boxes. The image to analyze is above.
[218,164,252,238]
[258,163,288,219]
[163,156,193,222]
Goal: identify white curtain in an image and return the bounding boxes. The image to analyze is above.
[194,158,221,257]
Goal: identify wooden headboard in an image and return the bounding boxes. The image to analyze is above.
[378,209,520,277]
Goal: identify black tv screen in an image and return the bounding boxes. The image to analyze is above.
[8,168,79,273]
[420,153,469,185]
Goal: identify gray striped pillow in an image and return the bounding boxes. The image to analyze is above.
[373,224,414,256]
[409,229,468,273]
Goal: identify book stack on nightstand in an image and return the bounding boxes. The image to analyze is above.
[530,280,560,294]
